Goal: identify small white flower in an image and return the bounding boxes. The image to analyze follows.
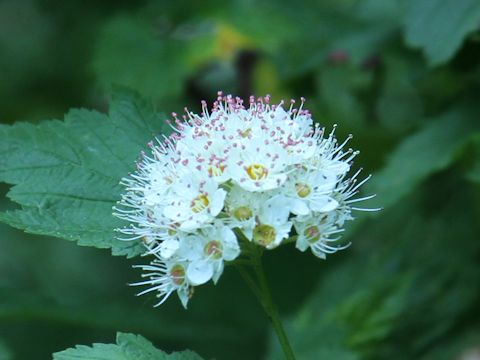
[282,169,339,216]
[185,225,241,284]
[224,184,262,239]
[294,214,348,259]
[253,195,293,249]
[227,135,290,192]
[169,224,240,287]
[132,259,191,308]
[162,175,227,231]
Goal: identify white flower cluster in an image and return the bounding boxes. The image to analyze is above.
[114,93,374,307]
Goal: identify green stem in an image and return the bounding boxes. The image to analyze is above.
[234,230,297,360]
[251,249,296,360]
[236,264,262,300]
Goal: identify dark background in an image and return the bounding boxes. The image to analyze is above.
[1,0,480,359]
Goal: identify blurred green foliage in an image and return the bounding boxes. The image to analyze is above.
[1,0,480,359]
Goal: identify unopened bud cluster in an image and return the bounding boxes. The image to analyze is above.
[114,93,373,307]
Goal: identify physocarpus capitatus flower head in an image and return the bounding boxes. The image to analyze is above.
[114,92,375,308]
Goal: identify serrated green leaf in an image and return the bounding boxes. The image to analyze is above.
[0,89,168,257]
[367,106,480,209]
[403,0,480,65]
[53,332,204,360]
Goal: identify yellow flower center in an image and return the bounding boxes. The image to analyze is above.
[246,164,268,180]
[295,182,311,198]
[233,206,253,221]
[240,128,252,138]
[170,264,186,285]
[253,224,276,246]
[191,194,210,213]
[204,240,223,260]
[208,164,226,177]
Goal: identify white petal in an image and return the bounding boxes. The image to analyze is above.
[260,195,291,225]
[220,226,236,242]
[223,239,240,261]
[179,219,199,231]
[266,221,292,249]
[163,204,184,221]
[326,160,350,175]
[263,174,288,190]
[295,237,309,252]
[159,239,180,259]
[312,172,337,191]
[177,287,190,309]
[290,199,310,216]
[186,260,214,286]
[212,261,224,284]
[273,106,288,121]
[210,189,227,216]
[311,247,327,259]
[310,196,339,212]
[241,218,256,240]
[144,191,162,206]
[238,174,287,192]
[177,235,203,261]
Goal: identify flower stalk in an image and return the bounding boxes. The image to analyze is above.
[235,230,297,360]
